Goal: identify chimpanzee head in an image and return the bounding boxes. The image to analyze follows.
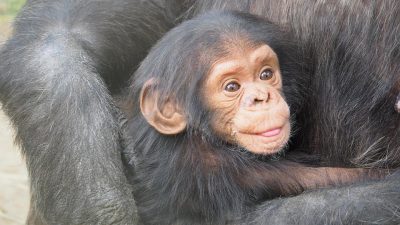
[130,11,301,155]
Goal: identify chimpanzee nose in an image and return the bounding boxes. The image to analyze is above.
[253,92,270,104]
[242,87,275,109]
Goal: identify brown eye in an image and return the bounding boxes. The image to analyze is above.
[224,81,241,92]
[260,69,274,80]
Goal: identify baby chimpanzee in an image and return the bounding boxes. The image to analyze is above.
[124,11,387,225]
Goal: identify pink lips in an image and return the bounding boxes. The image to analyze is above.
[258,128,281,137]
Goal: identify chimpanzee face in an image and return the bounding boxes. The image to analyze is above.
[203,44,290,154]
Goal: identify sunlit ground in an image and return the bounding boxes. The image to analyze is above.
[0,0,30,224]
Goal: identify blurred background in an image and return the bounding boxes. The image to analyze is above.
[0,0,30,225]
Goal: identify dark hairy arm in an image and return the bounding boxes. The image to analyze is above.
[0,0,187,224]
[247,162,390,197]
[240,171,400,225]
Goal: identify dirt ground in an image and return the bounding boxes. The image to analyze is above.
[0,21,30,225]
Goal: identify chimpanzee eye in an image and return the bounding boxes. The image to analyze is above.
[224,81,241,92]
[260,69,274,80]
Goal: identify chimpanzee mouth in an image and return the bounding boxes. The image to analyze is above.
[257,128,282,137]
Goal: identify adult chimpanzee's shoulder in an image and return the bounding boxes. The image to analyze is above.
[0,0,190,224]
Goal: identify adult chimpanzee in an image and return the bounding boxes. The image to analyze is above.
[124,11,390,225]
[0,0,400,225]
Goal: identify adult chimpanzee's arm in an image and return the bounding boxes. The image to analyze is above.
[0,0,187,224]
[240,171,400,225]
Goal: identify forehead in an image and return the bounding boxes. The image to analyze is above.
[208,44,279,77]
[248,44,278,63]
[219,36,276,57]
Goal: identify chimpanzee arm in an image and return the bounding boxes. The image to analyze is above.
[0,0,187,224]
[248,162,389,197]
[240,171,400,225]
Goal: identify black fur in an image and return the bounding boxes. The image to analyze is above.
[186,0,400,168]
[124,11,309,225]
[0,0,190,224]
[0,0,399,225]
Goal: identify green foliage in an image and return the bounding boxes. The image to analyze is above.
[0,0,26,22]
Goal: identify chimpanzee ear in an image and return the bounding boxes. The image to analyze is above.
[140,79,187,135]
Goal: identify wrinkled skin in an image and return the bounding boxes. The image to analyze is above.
[205,44,290,155]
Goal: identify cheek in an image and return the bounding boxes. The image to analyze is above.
[211,108,238,138]
[281,101,290,120]
[207,96,241,137]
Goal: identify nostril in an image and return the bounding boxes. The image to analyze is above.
[254,93,270,104]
